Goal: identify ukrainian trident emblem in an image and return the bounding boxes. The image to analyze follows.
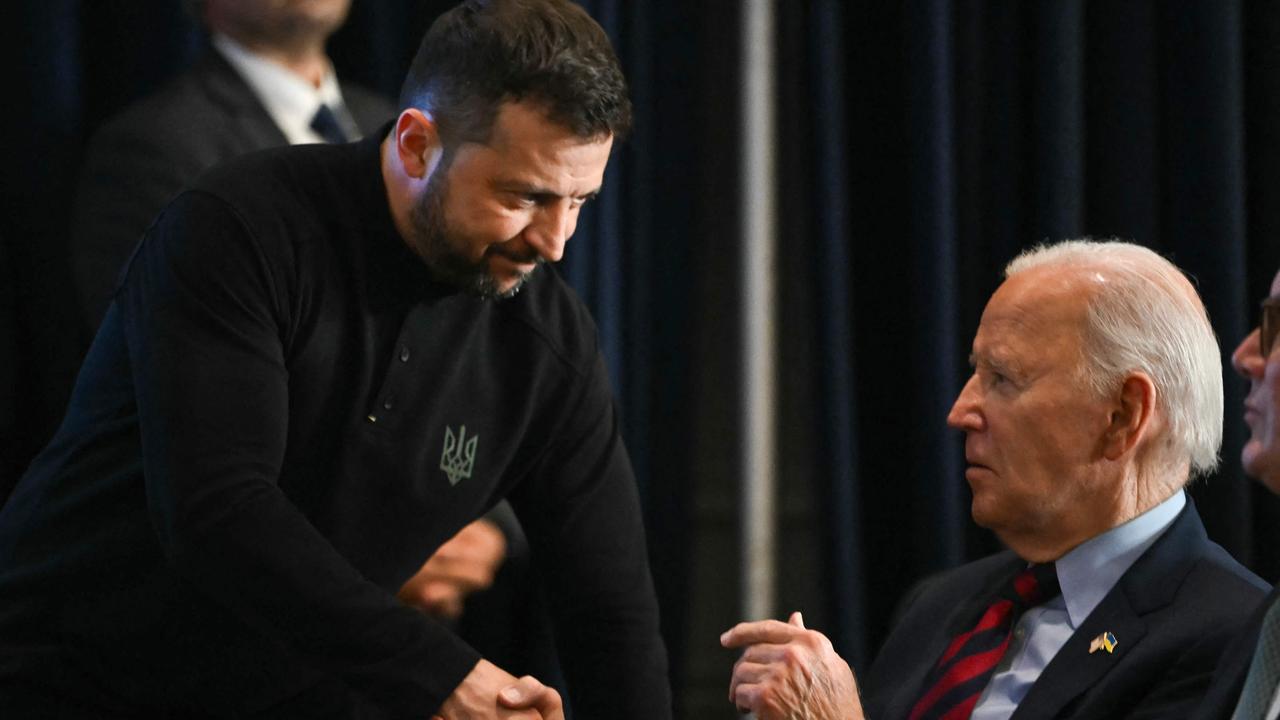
[440,425,478,486]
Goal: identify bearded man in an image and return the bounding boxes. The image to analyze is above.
[0,1,670,718]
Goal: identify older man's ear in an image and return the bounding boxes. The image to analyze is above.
[1101,373,1158,462]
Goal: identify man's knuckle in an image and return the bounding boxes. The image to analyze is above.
[781,644,805,666]
[758,685,783,710]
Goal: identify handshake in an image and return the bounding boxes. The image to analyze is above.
[434,659,563,720]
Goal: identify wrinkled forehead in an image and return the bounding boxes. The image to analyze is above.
[975,268,1092,362]
[985,268,1091,331]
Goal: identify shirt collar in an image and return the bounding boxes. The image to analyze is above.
[1053,490,1185,628]
[211,33,349,145]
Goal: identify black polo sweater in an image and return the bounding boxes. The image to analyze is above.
[0,132,670,717]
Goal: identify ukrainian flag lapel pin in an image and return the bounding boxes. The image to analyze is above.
[1089,631,1118,655]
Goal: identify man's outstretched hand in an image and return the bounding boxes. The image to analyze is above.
[721,611,863,720]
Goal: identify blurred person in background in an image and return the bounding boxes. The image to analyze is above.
[1193,265,1280,720]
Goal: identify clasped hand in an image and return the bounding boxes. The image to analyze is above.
[433,658,563,720]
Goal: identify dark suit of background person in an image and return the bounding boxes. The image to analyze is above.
[1196,588,1280,720]
[1192,267,1280,720]
[723,240,1269,720]
[70,48,390,329]
[65,0,557,694]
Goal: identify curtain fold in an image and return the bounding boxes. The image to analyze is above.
[902,0,968,578]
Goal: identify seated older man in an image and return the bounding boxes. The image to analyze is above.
[723,239,1269,720]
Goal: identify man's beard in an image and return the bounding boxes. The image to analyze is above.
[408,171,541,300]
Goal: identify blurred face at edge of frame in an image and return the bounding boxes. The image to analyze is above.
[1233,268,1280,493]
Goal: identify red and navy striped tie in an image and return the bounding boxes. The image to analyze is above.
[907,563,1060,720]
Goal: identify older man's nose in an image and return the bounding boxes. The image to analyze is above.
[947,375,985,431]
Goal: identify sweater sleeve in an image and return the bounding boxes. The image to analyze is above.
[509,348,673,719]
[119,190,479,717]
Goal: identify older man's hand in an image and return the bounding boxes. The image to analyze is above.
[721,612,863,720]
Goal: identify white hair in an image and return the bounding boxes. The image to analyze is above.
[1005,239,1223,477]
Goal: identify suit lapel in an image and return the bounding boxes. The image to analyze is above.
[193,51,290,152]
[1195,584,1280,718]
[1011,501,1207,720]
[340,83,396,138]
[1011,593,1149,720]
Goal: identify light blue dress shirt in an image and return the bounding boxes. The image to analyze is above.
[970,490,1186,720]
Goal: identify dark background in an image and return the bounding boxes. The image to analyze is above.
[4,1,1280,717]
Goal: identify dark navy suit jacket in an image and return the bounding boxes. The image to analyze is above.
[1191,586,1280,719]
[862,501,1269,720]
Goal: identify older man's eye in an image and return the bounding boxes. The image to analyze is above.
[986,370,1013,389]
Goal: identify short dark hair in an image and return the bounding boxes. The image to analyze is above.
[398,0,631,145]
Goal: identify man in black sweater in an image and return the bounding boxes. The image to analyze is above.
[70,0,543,677]
[0,1,670,718]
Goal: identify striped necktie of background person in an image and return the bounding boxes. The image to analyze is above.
[908,563,1061,720]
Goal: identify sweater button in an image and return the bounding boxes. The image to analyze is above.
[399,346,411,362]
